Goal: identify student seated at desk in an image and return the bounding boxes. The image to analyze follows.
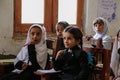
[110,29,120,80]
[53,26,90,80]
[85,17,112,49]
[0,24,49,80]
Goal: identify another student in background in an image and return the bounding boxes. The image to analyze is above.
[0,24,49,80]
[110,29,120,80]
[54,21,69,57]
[86,17,112,49]
[53,26,90,80]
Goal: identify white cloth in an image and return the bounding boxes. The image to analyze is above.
[14,24,47,69]
[110,37,120,77]
[93,17,112,49]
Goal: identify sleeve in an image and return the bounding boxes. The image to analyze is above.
[102,35,112,49]
[74,51,90,80]
[14,47,29,69]
[52,50,66,71]
[14,61,24,70]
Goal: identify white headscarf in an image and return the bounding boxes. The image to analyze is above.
[14,24,47,69]
[93,17,108,39]
[110,37,120,77]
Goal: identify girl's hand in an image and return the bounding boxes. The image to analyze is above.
[22,62,28,70]
[85,35,93,41]
[55,50,64,60]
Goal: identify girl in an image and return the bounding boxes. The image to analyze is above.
[55,21,69,50]
[53,21,69,57]
[0,24,49,80]
[53,26,90,80]
[56,21,69,38]
[110,29,120,80]
[86,17,112,49]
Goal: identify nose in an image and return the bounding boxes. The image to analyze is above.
[58,31,62,34]
[33,34,37,38]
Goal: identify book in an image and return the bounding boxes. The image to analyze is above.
[36,68,61,74]
[12,69,23,74]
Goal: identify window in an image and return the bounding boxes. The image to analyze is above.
[14,0,84,37]
[22,0,44,23]
[58,0,77,24]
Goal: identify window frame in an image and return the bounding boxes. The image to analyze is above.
[14,0,84,37]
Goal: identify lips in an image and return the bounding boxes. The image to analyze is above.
[34,40,37,42]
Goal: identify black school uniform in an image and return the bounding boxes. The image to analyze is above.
[53,45,90,80]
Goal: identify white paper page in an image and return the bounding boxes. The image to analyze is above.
[36,68,61,74]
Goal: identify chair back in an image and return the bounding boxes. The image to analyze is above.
[83,47,111,80]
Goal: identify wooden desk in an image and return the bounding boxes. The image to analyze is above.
[0,59,14,77]
[83,47,111,80]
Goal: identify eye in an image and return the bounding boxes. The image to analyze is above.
[67,37,71,40]
[94,24,98,27]
[31,32,35,36]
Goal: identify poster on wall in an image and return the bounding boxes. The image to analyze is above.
[98,0,117,22]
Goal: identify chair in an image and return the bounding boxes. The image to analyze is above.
[83,47,111,80]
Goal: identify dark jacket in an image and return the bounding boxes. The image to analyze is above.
[53,46,90,80]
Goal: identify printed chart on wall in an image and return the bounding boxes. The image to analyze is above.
[98,0,117,22]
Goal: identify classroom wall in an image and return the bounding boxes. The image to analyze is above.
[0,0,24,55]
[0,0,119,55]
[84,0,120,36]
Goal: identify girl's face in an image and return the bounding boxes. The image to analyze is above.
[56,24,64,38]
[94,23,104,33]
[29,27,42,44]
[63,32,80,49]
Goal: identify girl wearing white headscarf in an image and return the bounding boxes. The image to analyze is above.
[0,24,48,80]
[110,29,120,80]
[86,17,112,49]
[92,17,112,49]
[14,24,47,70]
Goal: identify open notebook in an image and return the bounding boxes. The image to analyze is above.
[36,68,61,74]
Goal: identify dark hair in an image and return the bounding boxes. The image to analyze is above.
[63,25,83,49]
[30,25,41,30]
[117,29,120,55]
[57,21,69,29]
[117,29,120,38]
